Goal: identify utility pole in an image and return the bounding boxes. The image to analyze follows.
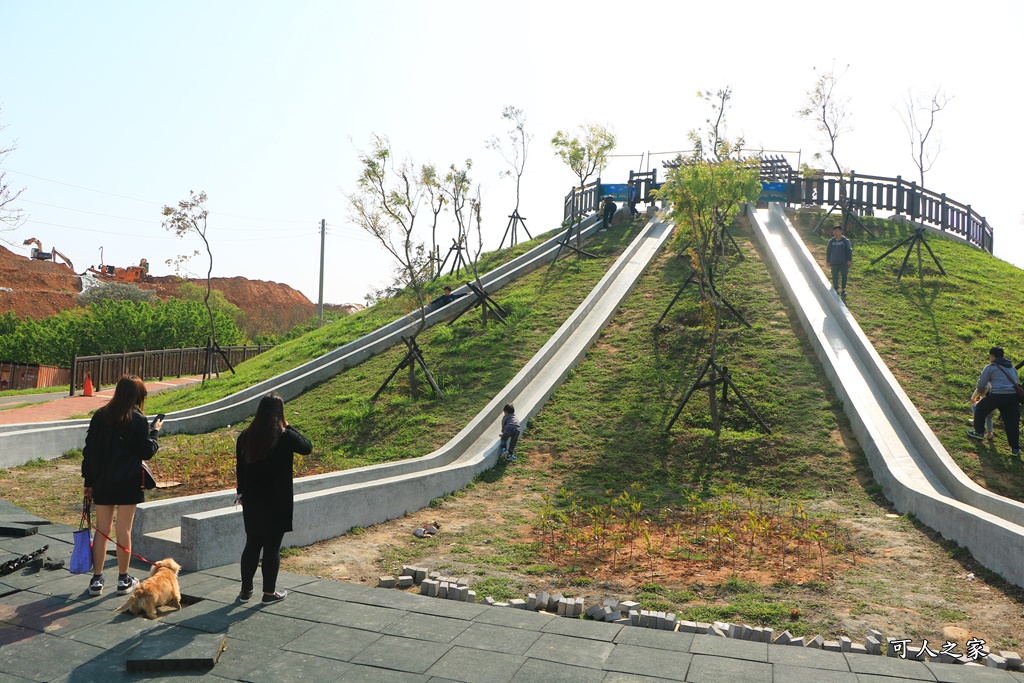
[317,218,325,327]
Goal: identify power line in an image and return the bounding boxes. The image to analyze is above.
[21,218,318,242]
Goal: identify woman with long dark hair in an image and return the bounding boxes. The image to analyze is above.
[235,392,311,603]
[81,375,162,596]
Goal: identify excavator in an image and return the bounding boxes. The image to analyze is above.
[23,238,75,272]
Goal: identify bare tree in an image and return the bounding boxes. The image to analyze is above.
[689,87,745,163]
[797,63,852,176]
[162,191,217,381]
[486,105,531,216]
[897,87,953,188]
[0,110,25,230]
[421,164,445,277]
[348,134,430,333]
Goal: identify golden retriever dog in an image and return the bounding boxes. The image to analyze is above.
[114,558,182,619]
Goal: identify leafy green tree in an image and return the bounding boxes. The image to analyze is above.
[551,124,616,252]
[78,281,157,306]
[175,282,246,331]
[656,158,761,433]
[797,63,852,176]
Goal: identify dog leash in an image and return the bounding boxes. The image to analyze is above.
[81,497,158,568]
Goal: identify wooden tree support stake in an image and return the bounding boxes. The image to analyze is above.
[869,226,946,282]
[447,281,508,327]
[371,335,443,402]
[666,358,770,434]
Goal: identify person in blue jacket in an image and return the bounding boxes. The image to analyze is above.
[825,224,853,296]
[968,346,1021,455]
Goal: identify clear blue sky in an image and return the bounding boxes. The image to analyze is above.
[2,1,1021,306]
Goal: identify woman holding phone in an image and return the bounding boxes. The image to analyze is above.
[235,392,312,604]
[81,375,162,596]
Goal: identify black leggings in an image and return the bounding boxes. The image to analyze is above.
[240,531,285,594]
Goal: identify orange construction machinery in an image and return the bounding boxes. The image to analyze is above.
[87,258,150,283]
[23,238,75,272]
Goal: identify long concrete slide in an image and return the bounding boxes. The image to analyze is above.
[0,213,610,469]
[749,203,1024,588]
[132,215,674,570]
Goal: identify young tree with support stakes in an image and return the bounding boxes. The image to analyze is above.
[897,86,953,188]
[421,164,445,278]
[656,158,763,435]
[551,124,616,255]
[348,134,440,400]
[162,191,223,383]
[487,105,532,248]
[798,63,852,177]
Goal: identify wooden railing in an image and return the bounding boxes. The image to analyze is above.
[769,165,993,254]
[69,344,274,395]
[562,170,661,222]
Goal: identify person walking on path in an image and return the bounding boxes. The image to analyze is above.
[825,224,853,296]
[235,392,312,604]
[968,346,1021,455]
[81,375,162,596]
[499,403,521,462]
[601,195,616,231]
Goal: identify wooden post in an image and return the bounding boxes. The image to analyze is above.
[96,353,103,391]
[69,353,76,397]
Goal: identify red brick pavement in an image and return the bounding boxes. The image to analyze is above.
[0,377,202,425]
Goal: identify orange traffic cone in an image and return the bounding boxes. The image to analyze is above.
[83,373,94,397]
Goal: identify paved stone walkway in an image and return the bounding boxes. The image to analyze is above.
[0,377,201,425]
[1,502,1021,682]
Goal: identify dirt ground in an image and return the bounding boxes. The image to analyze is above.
[280,434,1024,653]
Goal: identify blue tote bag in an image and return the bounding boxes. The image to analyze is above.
[69,498,92,575]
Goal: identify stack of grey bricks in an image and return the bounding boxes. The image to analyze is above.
[373,571,1022,671]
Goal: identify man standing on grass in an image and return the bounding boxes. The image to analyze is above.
[825,224,852,297]
[968,346,1021,456]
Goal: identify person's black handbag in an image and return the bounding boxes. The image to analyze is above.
[993,364,1024,403]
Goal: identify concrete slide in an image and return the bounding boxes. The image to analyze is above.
[134,214,674,569]
[748,203,1024,588]
[0,214,609,468]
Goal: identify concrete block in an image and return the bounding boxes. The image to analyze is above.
[466,590,476,603]
[806,634,824,649]
[663,613,676,631]
[401,564,416,578]
[437,582,449,599]
[629,610,640,626]
[557,599,567,616]
[429,571,441,580]
[849,643,868,655]
[548,593,563,612]
[760,628,774,643]
[527,593,538,611]
[839,636,852,653]
[509,599,527,610]
[618,600,639,613]
[822,640,841,652]
[494,602,509,607]
[740,624,753,640]
[1000,651,1022,669]
[788,637,805,647]
[773,631,792,646]
[864,636,881,655]
[639,610,650,627]
[398,575,413,588]
[573,597,584,617]
[456,576,469,587]
[377,576,397,588]
[537,591,550,610]
[709,626,727,637]
[985,654,1007,669]
[414,568,427,584]
[484,596,495,605]
[727,623,740,639]
[694,622,711,633]
[586,603,604,619]
[420,579,437,597]
[602,606,617,622]
[603,599,618,608]
[679,620,698,633]
[868,628,885,642]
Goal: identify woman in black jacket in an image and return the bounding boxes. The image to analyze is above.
[235,392,312,604]
[81,375,162,596]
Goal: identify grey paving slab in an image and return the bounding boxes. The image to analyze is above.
[924,662,1018,682]
[845,653,937,680]
[282,622,382,662]
[246,590,335,622]
[350,634,451,674]
[0,589,68,622]
[0,631,104,682]
[338,665,430,682]
[353,587,430,611]
[8,593,113,636]
[856,676,936,683]
[157,595,254,633]
[473,605,556,630]
[125,630,226,673]
[204,636,279,680]
[524,632,615,669]
[24,572,102,601]
[46,648,140,683]
[451,621,542,656]
[225,611,315,647]
[768,642,853,670]
[295,578,379,602]
[410,597,488,621]
[603,643,691,681]
[0,673,36,683]
[63,610,164,652]
[317,600,409,632]
[612,626,694,652]
[774,663,858,683]
[238,650,350,683]
[384,611,473,643]
[684,653,771,683]
[689,633,768,662]
[540,616,623,641]
[424,646,526,683]
[507,657,608,682]
[178,575,241,600]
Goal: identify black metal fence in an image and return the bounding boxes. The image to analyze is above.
[759,158,993,254]
[69,344,274,395]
